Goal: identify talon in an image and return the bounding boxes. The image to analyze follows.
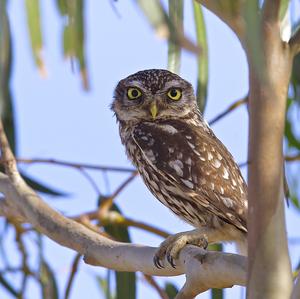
[167,253,176,268]
[153,256,163,269]
[202,237,208,249]
[153,255,164,269]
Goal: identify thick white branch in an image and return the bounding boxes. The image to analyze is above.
[0,197,25,221]
[0,172,246,297]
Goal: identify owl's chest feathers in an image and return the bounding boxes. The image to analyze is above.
[119,120,215,227]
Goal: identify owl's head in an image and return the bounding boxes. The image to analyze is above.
[112,69,198,123]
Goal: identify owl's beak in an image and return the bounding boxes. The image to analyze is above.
[150,102,158,120]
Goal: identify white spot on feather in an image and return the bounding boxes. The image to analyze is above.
[222,197,234,208]
[217,152,222,160]
[169,160,184,177]
[181,179,194,189]
[187,141,195,149]
[168,147,175,154]
[212,159,221,168]
[158,124,178,134]
[145,150,156,162]
[200,178,206,185]
[207,152,213,161]
[186,157,192,165]
[222,168,229,180]
[239,186,245,194]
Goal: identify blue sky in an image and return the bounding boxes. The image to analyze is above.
[1,1,300,298]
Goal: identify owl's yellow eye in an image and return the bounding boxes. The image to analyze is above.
[167,88,182,101]
[127,87,142,100]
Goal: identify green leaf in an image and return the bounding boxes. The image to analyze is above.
[165,282,178,298]
[167,0,183,74]
[104,204,136,299]
[291,53,300,106]
[136,0,199,54]
[55,0,68,15]
[211,288,223,299]
[290,193,300,211]
[193,1,208,113]
[21,172,67,197]
[25,0,45,74]
[207,244,224,299]
[61,0,89,90]
[279,0,290,20]
[285,118,300,150]
[95,273,115,299]
[39,260,59,299]
[0,0,16,155]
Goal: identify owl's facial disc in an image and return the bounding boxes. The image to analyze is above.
[112,69,198,123]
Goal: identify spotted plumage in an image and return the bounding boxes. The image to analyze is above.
[112,69,248,266]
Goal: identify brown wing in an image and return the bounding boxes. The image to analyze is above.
[132,119,247,232]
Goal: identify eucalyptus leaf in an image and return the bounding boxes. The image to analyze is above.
[40,260,59,299]
[167,0,183,75]
[95,275,115,299]
[285,118,300,150]
[208,244,224,299]
[290,194,300,211]
[104,204,136,299]
[193,1,208,113]
[165,282,178,298]
[136,0,199,54]
[21,172,67,197]
[25,0,45,73]
[60,0,89,89]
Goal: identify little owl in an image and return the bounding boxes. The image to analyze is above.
[112,69,247,268]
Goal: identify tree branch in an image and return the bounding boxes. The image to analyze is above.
[245,2,293,296]
[289,27,300,56]
[0,121,246,297]
[0,198,25,221]
[262,0,281,23]
[194,0,245,42]
[16,158,135,173]
[208,96,248,126]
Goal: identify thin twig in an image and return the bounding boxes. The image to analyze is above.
[238,153,300,169]
[15,227,30,296]
[98,171,138,216]
[143,274,169,299]
[76,167,101,195]
[64,253,81,299]
[289,27,300,56]
[208,96,248,126]
[73,211,169,238]
[0,274,19,298]
[16,158,135,173]
[285,154,300,162]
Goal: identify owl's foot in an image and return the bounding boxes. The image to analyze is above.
[153,230,208,269]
